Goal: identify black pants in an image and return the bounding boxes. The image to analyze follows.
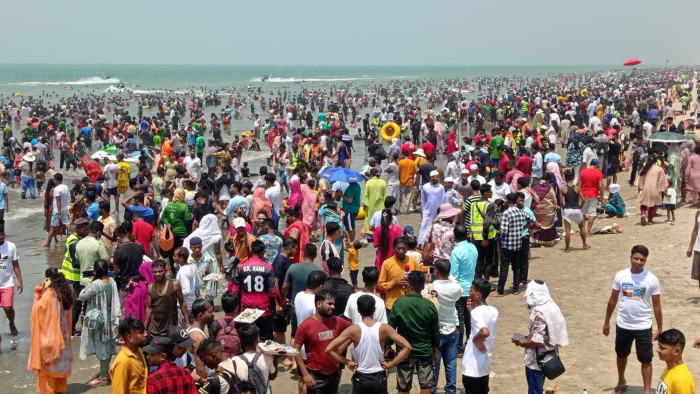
[474,240,495,279]
[352,371,387,394]
[463,375,490,394]
[629,161,639,185]
[455,296,471,353]
[497,247,520,294]
[71,281,85,334]
[518,238,530,285]
[255,314,274,341]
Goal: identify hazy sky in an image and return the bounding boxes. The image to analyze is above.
[3,0,698,65]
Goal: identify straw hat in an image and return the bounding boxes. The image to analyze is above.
[23,152,36,162]
[413,148,425,157]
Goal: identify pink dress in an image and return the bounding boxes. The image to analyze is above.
[301,184,317,231]
[372,224,403,269]
[685,154,700,193]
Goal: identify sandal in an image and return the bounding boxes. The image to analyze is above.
[614,384,628,393]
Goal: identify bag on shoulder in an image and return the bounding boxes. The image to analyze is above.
[243,352,267,394]
[536,349,566,380]
[216,317,241,358]
[83,285,105,331]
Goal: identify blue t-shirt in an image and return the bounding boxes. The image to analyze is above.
[127,204,155,223]
[81,126,92,139]
[86,202,100,221]
[0,182,7,209]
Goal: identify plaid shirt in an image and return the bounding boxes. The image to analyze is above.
[147,361,197,394]
[500,206,534,251]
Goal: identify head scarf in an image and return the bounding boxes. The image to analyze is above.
[173,188,185,202]
[139,260,155,284]
[183,214,223,253]
[524,280,569,347]
[609,183,621,194]
[287,179,303,208]
[546,162,563,187]
[252,187,272,220]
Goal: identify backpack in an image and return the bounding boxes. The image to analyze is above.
[235,352,267,394]
[216,317,241,358]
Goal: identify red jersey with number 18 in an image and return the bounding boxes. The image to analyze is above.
[230,257,284,316]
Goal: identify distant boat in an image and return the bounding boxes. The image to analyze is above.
[114,82,125,89]
[261,74,269,82]
[105,75,111,79]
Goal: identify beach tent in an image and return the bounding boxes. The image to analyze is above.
[623,58,641,66]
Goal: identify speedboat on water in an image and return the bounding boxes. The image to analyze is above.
[261,74,269,82]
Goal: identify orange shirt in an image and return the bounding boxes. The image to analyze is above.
[398,158,418,186]
[377,255,419,309]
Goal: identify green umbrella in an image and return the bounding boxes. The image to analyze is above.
[645,131,691,143]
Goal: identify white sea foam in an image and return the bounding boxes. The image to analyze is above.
[10,76,121,86]
[252,76,375,83]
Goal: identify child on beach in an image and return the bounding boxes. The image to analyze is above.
[405,235,424,270]
[346,240,362,291]
[665,180,677,222]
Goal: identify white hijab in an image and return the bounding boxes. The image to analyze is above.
[525,280,569,347]
[183,214,223,253]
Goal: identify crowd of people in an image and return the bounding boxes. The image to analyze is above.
[0,67,698,394]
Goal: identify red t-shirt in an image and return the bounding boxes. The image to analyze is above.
[579,167,603,198]
[294,316,351,375]
[515,156,533,178]
[422,141,435,156]
[131,219,154,257]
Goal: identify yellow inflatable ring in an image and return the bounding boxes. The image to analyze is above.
[356,206,366,220]
[242,131,253,137]
[380,122,401,142]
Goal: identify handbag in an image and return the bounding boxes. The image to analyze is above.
[536,348,565,380]
[83,284,105,331]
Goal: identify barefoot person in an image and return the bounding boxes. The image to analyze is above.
[578,158,604,236]
[685,210,700,291]
[603,245,662,394]
[42,173,70,247]
[559,169,589,252]
[0,224,22,348]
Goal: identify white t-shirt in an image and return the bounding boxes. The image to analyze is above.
[488,181,510,203]
[176,264,198,311]
[343,291,387,324]
[103,163,120,189]
[0,241,19,289]
[369,210,399,230]
[664,188,677,205]
[231,353,275,394]
[265,182,281,214]
[52,184,70,211]
[294,292,316,326]
[612,268,661,330]
[183,156,201,180]
[462,305,499,378]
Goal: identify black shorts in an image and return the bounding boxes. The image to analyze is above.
[273,302,290,333]
[309,370,341,394]
[396,356,435,391]
[352,371,387,394]
[615,325,653,363]
[463,375,490,394]
[343,212,357,232]
[254,314,274,341]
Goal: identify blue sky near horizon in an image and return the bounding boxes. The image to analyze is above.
[2,0,698,66]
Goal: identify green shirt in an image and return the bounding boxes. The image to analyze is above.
[75,236,109,286]
[489,135,504,159]
[153,134,162,147]
[195,136,205,153]
[388,294,440,358]
[162,201,191,236]
[342,182,362,214]
[152,176,164,202]
[284,262,322,303]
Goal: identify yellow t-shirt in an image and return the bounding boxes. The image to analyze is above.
[657,363,695,394]
[117,162,131,187]
[347,247,358,271]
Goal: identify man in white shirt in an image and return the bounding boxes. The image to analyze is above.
[264,174,281,218]
[103,157,121,213]
[343,267,387,324]
[589,115,602,134]
[423,259,463,394]
[231,325,276,394]
[603,245,662,394]
[642,118,654,138]
[462,278,498,392]
[42,173,70,247]
[0,225,21,348]
[175,247,198,321]
[183,147,202,182]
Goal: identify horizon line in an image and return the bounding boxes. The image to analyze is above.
[0,62,675,68]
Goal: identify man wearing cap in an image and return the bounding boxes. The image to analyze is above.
[19,149,36,199]
[445,154,461,181]
[144,336,197,393]
[579,158,604,236]
[467,164,486,186]
[229,216,257,264]
[454,169,472,200]
[418,170,445,247]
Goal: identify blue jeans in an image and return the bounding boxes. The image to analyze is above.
[525,368,545,394]
[21,176,35,199]
[433,331,458,394]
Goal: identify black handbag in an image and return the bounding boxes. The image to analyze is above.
[536,348,565,380]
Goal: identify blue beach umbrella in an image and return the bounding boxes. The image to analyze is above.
[320,167,363,183]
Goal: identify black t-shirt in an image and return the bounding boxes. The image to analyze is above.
[323,278,355,317]
[607,142,621,163]
[272,254,291,288]
[113,241,146,289]
[418,163,437,185]
[193,203,214,224]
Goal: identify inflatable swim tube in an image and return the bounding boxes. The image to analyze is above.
[380,122,401,142]
[356,206,366,220]
[460,100,469,110]
[102,145,118,154]
[241,131,253,138]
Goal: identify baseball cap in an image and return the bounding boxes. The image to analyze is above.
[403,225,415,237]
[590,158,600,165]
[233,217,247,229]
[143,336,172,355]
[167,326,195,348]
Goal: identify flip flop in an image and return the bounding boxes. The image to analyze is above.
[614,385,628,393]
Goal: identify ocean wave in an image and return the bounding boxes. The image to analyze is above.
[252,76,375,83]
[10,77,121,86]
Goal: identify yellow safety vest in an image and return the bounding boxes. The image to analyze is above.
[470,201,496,241]
[290,151,300,169]
[61,234,81,282]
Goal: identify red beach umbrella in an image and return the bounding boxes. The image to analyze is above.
[623,58,641,66]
